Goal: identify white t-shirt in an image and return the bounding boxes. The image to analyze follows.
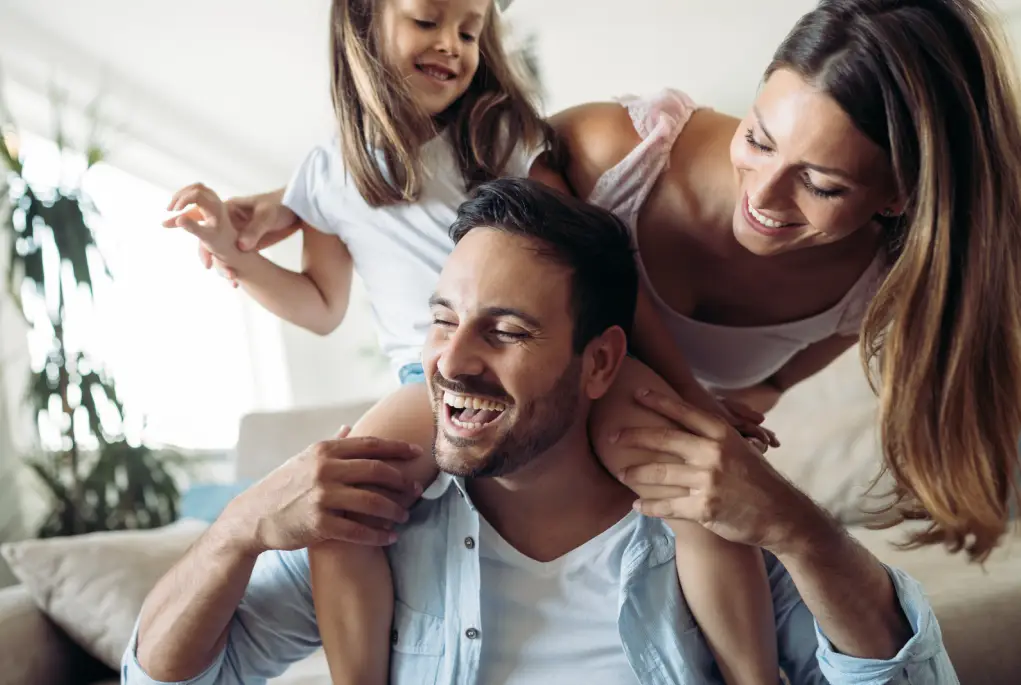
[282,132,543,376]
[477,510,642,685]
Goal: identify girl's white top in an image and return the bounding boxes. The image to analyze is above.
[283,132,544,376]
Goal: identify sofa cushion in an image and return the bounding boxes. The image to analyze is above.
[0,519,207,670]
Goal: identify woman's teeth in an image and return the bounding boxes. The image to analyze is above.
[748,200,794,229]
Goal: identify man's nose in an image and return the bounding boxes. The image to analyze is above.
[436,327,484,380]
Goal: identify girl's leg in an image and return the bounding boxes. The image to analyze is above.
[591,358,779,685]
[309,382,438,685]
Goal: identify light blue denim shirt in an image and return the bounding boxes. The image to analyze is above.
[123,474,958,685]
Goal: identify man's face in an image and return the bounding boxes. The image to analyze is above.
[423,229,584,478]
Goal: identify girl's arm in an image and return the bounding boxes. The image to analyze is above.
[167,183,353,337]
[229,226,354,336]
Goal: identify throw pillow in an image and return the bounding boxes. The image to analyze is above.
[0,519,208,670]
[181,480,254,522]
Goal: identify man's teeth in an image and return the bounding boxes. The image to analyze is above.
[443,392,506,412]
[748,200,793,229]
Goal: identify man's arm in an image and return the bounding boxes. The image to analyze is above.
[130,513,261,682]
[768,492,914,659]
[124,542,321,685]
[616,390,958,681]
[768,542,959,684]
[125,433,420,684]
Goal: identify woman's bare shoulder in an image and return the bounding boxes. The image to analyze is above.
[549,102,642,198]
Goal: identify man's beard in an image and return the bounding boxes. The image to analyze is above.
[430,358,582,479]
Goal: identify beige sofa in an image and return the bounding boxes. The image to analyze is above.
[0,347,1019,684]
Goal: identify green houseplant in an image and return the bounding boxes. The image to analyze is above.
[0,95,183,537]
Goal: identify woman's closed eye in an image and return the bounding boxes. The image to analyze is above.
[800,176,845,199]
[414,18,437,29]
[745,128,846,199]
[744,128,771,153]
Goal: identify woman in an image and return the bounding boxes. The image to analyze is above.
[217,0,1020,565]
[574,0,1021,564]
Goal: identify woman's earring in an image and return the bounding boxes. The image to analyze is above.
[881,208,895,217]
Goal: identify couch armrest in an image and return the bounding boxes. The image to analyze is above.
[0,584,111,685]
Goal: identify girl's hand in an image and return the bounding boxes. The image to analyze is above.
[197,189,299,287]
[230,190,300,252]
[165,183,242,266]
[717,396,780,450]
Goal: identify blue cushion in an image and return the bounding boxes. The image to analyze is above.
[181,481,254,522]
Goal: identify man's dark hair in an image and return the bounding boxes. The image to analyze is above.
[449,178,638,352]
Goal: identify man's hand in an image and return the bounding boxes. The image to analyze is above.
[615,389,812,553]
[225,426,423,557]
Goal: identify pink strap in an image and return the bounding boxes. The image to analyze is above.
[588,89,702,228]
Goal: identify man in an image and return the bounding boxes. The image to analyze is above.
[125,179,957,684]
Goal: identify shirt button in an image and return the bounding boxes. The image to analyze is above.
[464,536,475,549]
[391,629,399,644]
[465,627,479,640]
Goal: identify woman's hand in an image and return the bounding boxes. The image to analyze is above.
[615,389,812,553]
[716,396,779,450]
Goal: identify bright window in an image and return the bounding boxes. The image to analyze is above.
[14,133,257,449]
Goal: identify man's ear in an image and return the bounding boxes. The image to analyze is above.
[581,325,628,401]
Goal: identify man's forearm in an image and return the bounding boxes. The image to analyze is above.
[773,498,913,659]
[135,512,260,681]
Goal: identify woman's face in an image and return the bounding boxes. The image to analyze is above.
[729,68,901,256]
[379,0,489,115]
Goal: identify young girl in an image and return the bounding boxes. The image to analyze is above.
[166,0,779,683]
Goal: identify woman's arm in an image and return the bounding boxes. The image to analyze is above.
[721,334,859,414]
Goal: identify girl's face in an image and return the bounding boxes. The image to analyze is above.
[380,0,490,116]
[728,68,903,257]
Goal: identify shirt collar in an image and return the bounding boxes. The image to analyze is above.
[421,471,475,510]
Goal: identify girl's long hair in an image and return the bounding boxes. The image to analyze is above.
[330,0,554,207]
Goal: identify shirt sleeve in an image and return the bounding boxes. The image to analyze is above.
[769,554,960,685]
[121,549,321,685]
[282,139,343,236]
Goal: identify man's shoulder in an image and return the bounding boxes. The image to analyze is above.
[253,547,312,592]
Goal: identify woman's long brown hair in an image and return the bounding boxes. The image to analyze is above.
[329,0,553,207]
[770,0,1021,560]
